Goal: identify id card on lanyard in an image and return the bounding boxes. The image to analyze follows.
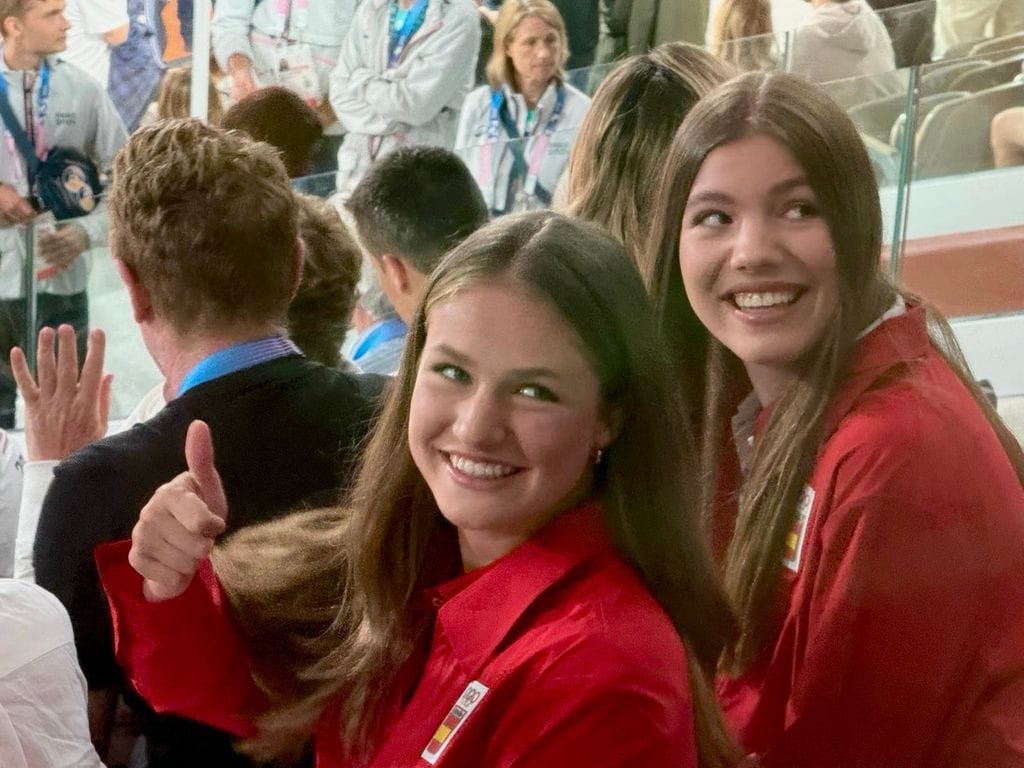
[0,61,50,183]
[479,84,565,204]
[270,0,319,105]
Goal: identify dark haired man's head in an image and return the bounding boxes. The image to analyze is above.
[345,146,489,322]
[221,86,322,177]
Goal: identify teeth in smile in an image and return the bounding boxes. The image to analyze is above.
[734,291,797,309]
[449,454,517,479]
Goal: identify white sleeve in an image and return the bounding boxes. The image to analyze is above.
[78,0,129,34]
[0,432,22,579]
[361,4,480,127]
[212,0,259,71]
[13,461,57,582]
[0,582,102,768]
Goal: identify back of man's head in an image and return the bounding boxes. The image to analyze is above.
[221,86,322,178]
[345,146,489,276]
[109,118,298,336]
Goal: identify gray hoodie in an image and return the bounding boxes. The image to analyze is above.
[790,0,898,95]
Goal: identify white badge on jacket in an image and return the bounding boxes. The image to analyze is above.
[783,485,815,574]
[421,680,490,764]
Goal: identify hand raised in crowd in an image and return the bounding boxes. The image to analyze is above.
[227,53,259,104]
[38,224,89,273]
[475,0,498,25]
[10,324,112,462]
[130,420,229,602]
[0,182,35,225]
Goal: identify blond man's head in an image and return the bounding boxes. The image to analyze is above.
[109,118,299,335]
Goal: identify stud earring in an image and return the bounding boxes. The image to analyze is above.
[591,447,604,465]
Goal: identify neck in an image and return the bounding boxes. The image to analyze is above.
[3,45,43,72]
[744,362,797,408]
[397,0,416,9]
[149,324,285,400]
[518,78,549,109]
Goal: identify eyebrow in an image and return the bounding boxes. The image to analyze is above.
[685,175,812,210]
[427,343,564,380]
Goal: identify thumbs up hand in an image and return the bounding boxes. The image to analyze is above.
[129,421,229,602]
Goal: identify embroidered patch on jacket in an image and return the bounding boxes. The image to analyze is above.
[421,680,490,764]
[783,485,815,573]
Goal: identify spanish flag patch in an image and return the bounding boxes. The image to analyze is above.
[783,485,815,574]
[421,680,490,764]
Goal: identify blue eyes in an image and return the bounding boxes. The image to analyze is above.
[429,363,558,402]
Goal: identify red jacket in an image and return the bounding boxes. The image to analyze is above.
[715,306,1024,767]
[98,503,698,766]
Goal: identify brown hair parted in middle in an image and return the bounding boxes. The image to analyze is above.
[108,118,299,337]
[214,211,741,768]
[643,70,1024,674]
[564,43,734,270]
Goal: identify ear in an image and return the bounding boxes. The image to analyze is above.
[288,238,305,300]
[596,405,624,450]
[115,258,154,324]
[1,16,22,40]
[378,253,411,297]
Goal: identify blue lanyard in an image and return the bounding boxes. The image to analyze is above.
[485,84,566,145]
[352,317,407,362]
[0,58,50,154]
[387,0,429,68]
[178,335,301,396]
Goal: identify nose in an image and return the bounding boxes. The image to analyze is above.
[452,389,507,448]
[730,213,783,271]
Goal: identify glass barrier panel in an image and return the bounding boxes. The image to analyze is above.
[716,31,788,74]
[819,67,915,261]
[454,126,581,218]
[871,0,937,68]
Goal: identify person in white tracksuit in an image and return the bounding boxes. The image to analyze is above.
[455,0,590,216]
[328,0,480,198]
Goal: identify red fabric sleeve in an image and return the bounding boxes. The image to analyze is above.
[763,428,1024,768]
[95,540,265,738]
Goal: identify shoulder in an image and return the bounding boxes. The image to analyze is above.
[521,553,690,693]
[463,84,493,110]
[0,579,73,673]
[51,57,103,96]
[815,350,1024,530]
[440,0,480,24]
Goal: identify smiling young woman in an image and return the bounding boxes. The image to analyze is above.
[97,212,742,768]
[644,71,1024,767]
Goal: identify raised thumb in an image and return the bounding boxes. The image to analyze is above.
[184,420,229,523]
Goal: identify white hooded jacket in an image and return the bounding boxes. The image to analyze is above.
[329,0,480,198]
[790,0,897,96]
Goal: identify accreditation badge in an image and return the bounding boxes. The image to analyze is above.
[421,681,489,764]
[274,43,320,107]
[783,485,815,573]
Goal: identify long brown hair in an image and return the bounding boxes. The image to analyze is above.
[643,71,1024,673]
[564,43,733,269]
[216,212,740,766]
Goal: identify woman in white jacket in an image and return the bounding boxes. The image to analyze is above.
[329,0,481,198]
[456,0,590,216]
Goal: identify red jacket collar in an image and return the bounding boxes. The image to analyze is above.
[424,502,613,674]
[747,304,931,443]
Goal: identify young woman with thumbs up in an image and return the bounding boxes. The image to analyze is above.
[97,212,746,768]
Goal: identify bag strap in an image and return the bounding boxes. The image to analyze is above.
[0,82,40,179]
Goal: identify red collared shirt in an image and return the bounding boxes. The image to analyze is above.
[714,306,1024,767]
[98,503,697,766]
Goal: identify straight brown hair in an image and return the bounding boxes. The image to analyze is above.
[216,212,742,767]
[643,71,1024,673]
